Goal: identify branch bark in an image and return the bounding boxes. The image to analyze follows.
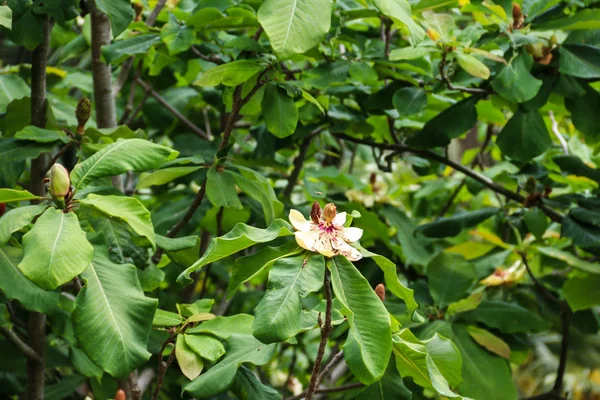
[0,327,42,362]
[305,268,333,400]
[283,126,326,198]
[27,16,51,400]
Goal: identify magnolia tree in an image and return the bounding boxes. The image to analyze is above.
[1,0,600,399]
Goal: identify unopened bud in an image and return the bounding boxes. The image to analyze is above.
[76,98,91,134]
[49,164,71,200]
[310,201,321,224]
[427,28,440,41]
[369,172,377,186]
[375,284,385,302]
[114,389,126,400]
[133,2,144,21]
[323,203,337,224]
[524,177,537,194]
[512,3,523,28]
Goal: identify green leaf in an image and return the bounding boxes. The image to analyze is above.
[0,245,59,314]
[80,194,156,250]
[73,249,158,378]
[491,53,542,104]
[564,82,600,140]
[446,293,483,316]
[357,361,412,400]
[416,208,499,238]
[156,235,199,252]
[393,87,427,117]
[4,1,45,50]
[178,219,294,284]
[554,155,600,183]
[257,0,332,59]
[0,189,43,203]
[455,53,490,79]
[262,82,298,138]
[188,313,253,337]
[161,14,195,55]
[102,34,162,63]
[466,326,510,359]
[533,8,600,31]
[536,246,600,274]
[427,253,476,308]
[359,246,420,318]
[152,309,184,328]
[206,167,243,210]
[0,205,48,245]
[185,334,226,362]
[524,208,548,240]
[329,256,392,384]
[496,109,551,162]
[559,44,600,79]
[421,321,517,400]
[0,75,29,113]
[19,208,93,290]
[228,241,302,298]
[384,207,435,267]
[136,166,202,189]
[374,0,425,44]
[389,46,435,61]
[422,10,455,42]
[184,331,277,397]
[230,366,282,400]
[176,334,205,380]
[406,96,478,148]
[232,166,284,225]
[14,125,69,143]
[196,60,264,87]
[561,214,600,249]
[95,0,135,37]
[564,273,600,311]
[253,254,324,343]
[71,139,178,192]
[0,5,12,29]
[459,300,551,334]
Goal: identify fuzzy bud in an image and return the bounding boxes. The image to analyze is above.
[75,98,91,134]
[310,201,321,224]
[375,284,385,302]
[133,2,144,21]
[524,176,537,194]
[114,389,126,400]
[323,203,337,224]
[512,3,524,29]
[49,164,71,200]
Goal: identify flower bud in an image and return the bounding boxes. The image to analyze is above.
[114,389,126,400]
[310,201,321,224]
[524,176,537,194]
[49,164,71,200]
[375,283,385,302]
[427,28,440,42]
[323,203,337,224]
[512,2,524,28]
[75,98,91,134]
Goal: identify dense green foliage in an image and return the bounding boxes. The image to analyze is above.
[1,0,600,399]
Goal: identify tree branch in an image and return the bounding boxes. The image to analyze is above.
[152,333,176,400]
[439,47,489,95]
[283,126,326,198]
[0,327,42,362]
[285,382,364,400]
[191,47,225,65]
[135,78,211,140]
[315,350,344,389]
[305,268,333,400]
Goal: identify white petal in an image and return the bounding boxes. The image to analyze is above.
[295,231,319,252]
[343,227,363,243]
[337,241,363,261]
[313,234,335,257]
[332,212,347,227]
[289,209,311,232]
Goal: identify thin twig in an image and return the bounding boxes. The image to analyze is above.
[548,111,568,155]
[135,78,211,140]
[285,382,364,400]
[152,333,175,400]
[191,47,225,65]
[0,327,42,362]
[305,269,333,400]
[439,47,489,95]
[44,142,73,173]
[315,350,344,389]
[283,126,326,198]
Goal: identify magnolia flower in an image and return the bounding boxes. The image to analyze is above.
[480,260,525,287]
[289,202,363,261]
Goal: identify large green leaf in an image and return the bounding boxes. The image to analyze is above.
[533,8,600,31]
[536,246,600,274]
[393,87,427,117]
[0,204,48,245]
[206,167,243,210]
[0,6,11,30]
[559,44,600,79]
[554,155,600,183]
[136,166,202,189]
[564,273,600,311]
[427,253,476,308]
[228,241,302,297]
[161,14,195,55]
[416,208,499,238]
[253,254,324,343]
[0,189,43,203]
[357,361,412,400]
[0,246,59,314]
[384,207,435,267]
[257,0,333,59]
[70,139,178,192]
[14,125,69,143]
[19,208,93,290]
[230,366,282,400]
[491,53,542,104]
[564,82,600,140]
[374,0,425,44]
[80,194,156,250]
[95,0,134,37]
[102,34,162,63]
[496,110,552,162]
[406,96,478,148]
[561,214,600,249]
[232,166,284,225]
[72,249,158,378]
[184,317,277,397]
[329,256,392,384]
[185,334,226,362]
[178,219,294,284]
[420,321,517,400]
[262,82,298,138]
[196,60,265,87]
[459,300,551,334]
[176,335,205,380]
[0,74,29,113]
